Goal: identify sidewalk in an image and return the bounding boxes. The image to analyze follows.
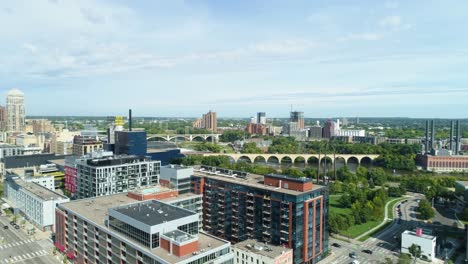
[355,196,408,241]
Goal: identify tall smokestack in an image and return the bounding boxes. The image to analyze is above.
[450,120,454,152]
[431,120,436,150]
[425,120,429,154]
[456,120,461,155]
[129,109,132,132]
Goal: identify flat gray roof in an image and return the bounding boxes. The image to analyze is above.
[193,169,325,196]
[456,181,468,187]
[59,193,228,263]
[111,200,195,226]
[233,239,292,259]
[10,178,67,201]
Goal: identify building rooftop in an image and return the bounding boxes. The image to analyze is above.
[111,200,195,227]
[233,239,291,259]
[130,185,175,196]
[456,181,468,187]
[193,167,325,196]
[402,230,436,240]
[9,177,67,201]
[0,143,21,149]
[77,155,154,167]
[48,159,66,167]
[164,164,192,170]
[59,193,228,263]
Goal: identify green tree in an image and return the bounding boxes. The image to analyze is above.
[408,244,421,263]
[383,258,393,264]
[241,142,262,154]
[368,167,388,186]
[330,181,343,194]
[356,166,368,179]
[418,200,435,220]
[220,130,246,142]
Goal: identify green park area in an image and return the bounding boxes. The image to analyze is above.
[330,194,390,238]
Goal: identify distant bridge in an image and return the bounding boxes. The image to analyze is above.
[147,134,221,142]
[200,153,380,165]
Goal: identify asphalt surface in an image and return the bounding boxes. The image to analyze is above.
[0,215,60,264]
[323,193,431,264]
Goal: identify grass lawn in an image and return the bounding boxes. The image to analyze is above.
[357,220,393,242]
[330,194,393,239]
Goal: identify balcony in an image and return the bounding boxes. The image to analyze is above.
[246,226,254,230]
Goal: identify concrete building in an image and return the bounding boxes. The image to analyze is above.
[50,129,81,155]
[160,165,193,194]
[193,111,217,132]
[55,197,234,264]
[290,111,304,130]
[233,240,293,264]
[76,152,161,199]
[309,123,323,139]
[27,119,54,134]
[0,143,23,158]
[401,229,436,261]
[336,129,365,137]
[14,133,45,148]
[0,105,6,131]
[322,120,336,139]
[6,168,55,190]
[191,166,329,264]
[3,177,69,231]
[72,135,103,156]
[257,112,267,125]
[6,88,26,132]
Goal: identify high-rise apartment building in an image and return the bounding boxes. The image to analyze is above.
[0,105,6,131]
[55,197,234,264]
[28,119,54,134]
[309,122,323,139]
[115,130,147,156]
[290,111,304,130]
[76,152,161,199]
[6,88,25,132]
[192,111,217,132]
[160,165,193,194]
[322,120,336,139]
[257,112,266,125]
[191,166,329,264]
[72,135,103,156]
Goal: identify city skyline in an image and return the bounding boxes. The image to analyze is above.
[1,0,468,118]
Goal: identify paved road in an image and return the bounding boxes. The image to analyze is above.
[322,194,430,264]
[0,215,60,264]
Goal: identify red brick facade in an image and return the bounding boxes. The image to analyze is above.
[264,176,313,192]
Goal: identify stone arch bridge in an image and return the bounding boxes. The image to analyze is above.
[200,153,380,165]
[147,134,220,142]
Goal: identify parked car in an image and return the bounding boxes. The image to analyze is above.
[14,225,20,230]
[332,243,342,248]
[349,252,357,259]
[362,249,373,255]
[3,225,8,229]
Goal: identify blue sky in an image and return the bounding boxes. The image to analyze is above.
[1,0,467,118]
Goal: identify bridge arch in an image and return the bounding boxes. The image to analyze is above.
[294,156,306,165]
[238,155,253,163]
[254,156,267,163]
[169,136,189,142]
[267,156,279,164]
[360,156,373,166]
[280,156,293,164]
[191,135,206,142]
[307,156,319,165]
[347,156,360,165]
[147,136,169,142]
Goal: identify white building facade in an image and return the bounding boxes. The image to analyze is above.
[3,177,69,231]
[6,89,25,132]
[401,229,436,261]
[233,240,293,264]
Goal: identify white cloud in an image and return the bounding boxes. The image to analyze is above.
[22,43,38,53]
[379,15,402,29]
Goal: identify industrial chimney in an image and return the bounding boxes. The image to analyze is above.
[431,120,436,150]
[425,120,429,154]
[456,120,461,155]
[450,120,454,152]
[129,109,132,132]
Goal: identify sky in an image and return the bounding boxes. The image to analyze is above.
[1,0,468,118]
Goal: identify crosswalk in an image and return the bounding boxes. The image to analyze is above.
[0,239,35,250]
[0,250,48,263]
[331,255,386,264]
